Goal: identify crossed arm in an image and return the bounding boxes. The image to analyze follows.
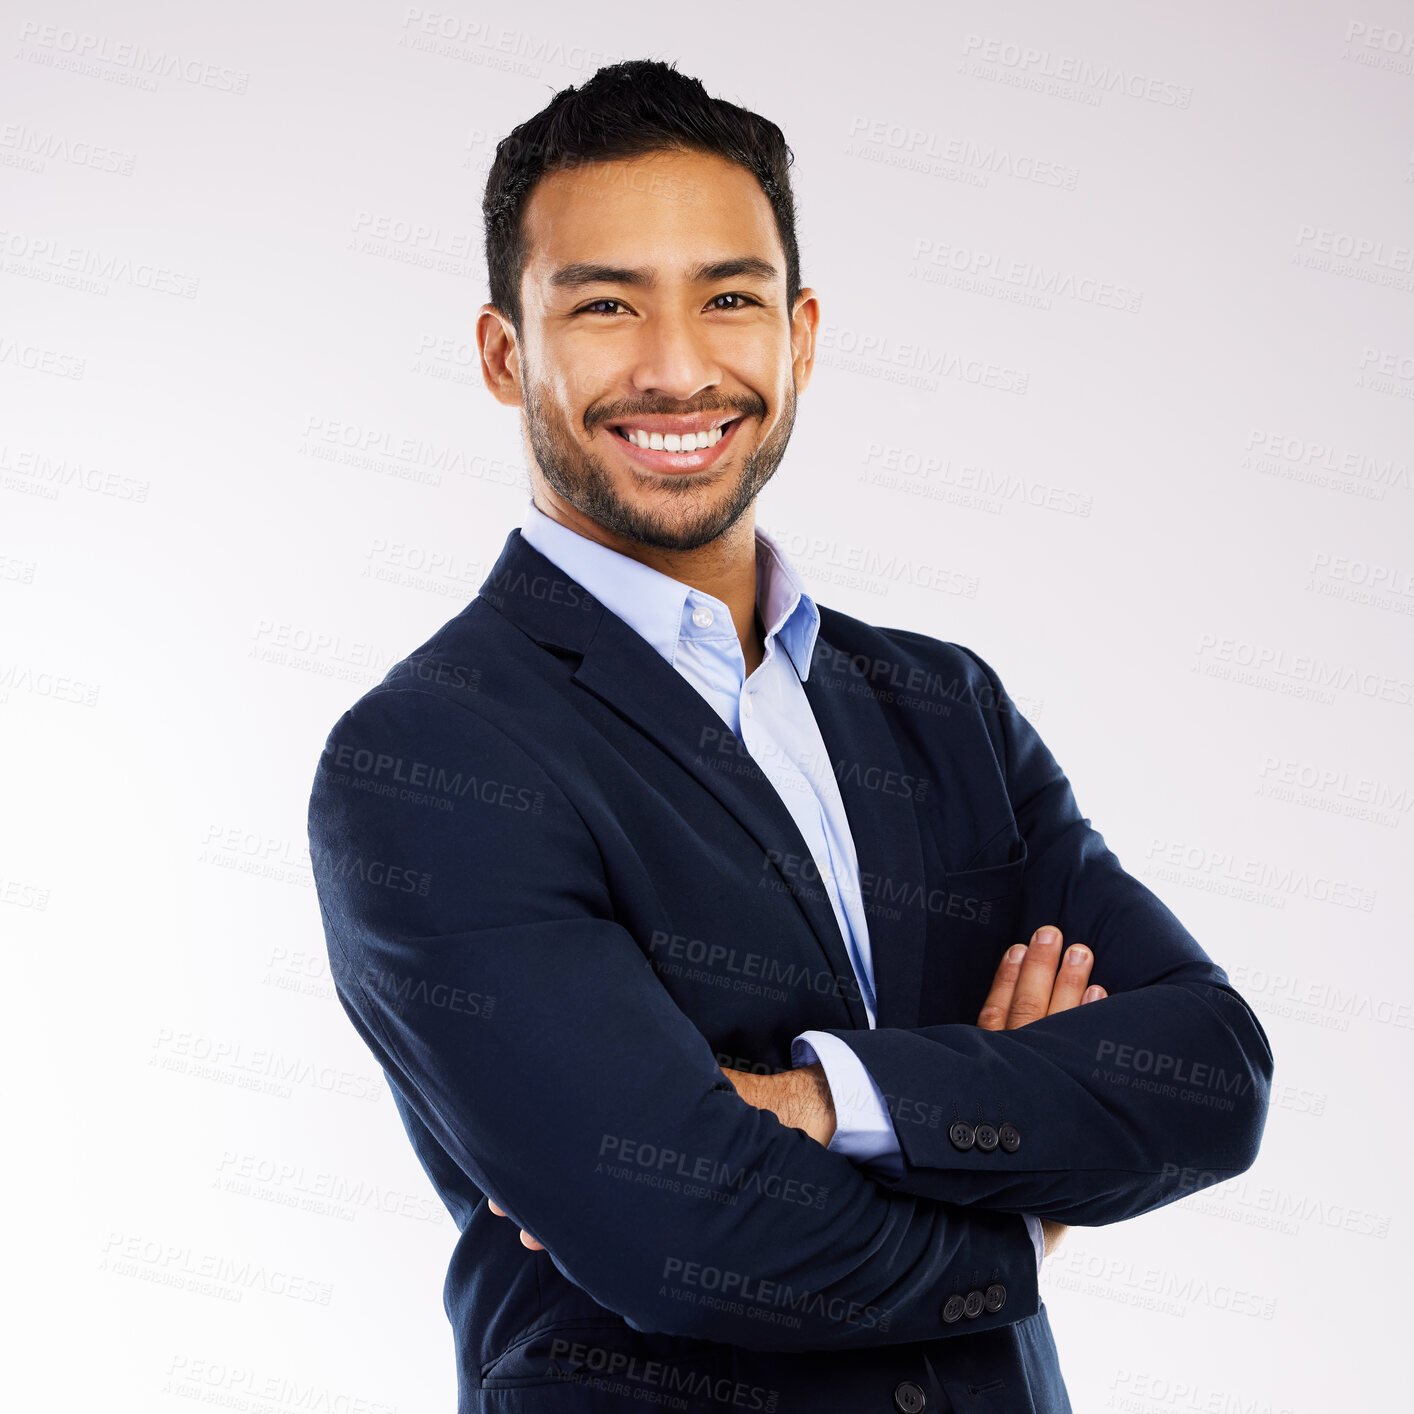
[313,666,1271,1346]
[489,924,1108,1259]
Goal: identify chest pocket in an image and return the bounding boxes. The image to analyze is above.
[918,843,1028,1027]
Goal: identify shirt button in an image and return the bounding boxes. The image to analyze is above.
[691,606,714,628]
[741,696,753,717]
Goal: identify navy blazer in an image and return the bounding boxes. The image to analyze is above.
[308,527,1273,1414]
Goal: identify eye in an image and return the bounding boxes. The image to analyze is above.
[576,298,629,316]
[707,292,760,311]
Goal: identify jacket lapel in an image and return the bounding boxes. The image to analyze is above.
[572,610,873,1033]
[800,643,927,1031]
[476,530,925,1033]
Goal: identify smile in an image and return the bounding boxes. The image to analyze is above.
[604,415,746,474]
[615,423,727,452]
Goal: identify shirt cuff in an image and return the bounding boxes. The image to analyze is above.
[792,1030,903,1180]
[1023,1214,1045,1273]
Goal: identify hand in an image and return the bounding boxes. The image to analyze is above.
[720,1061,836,1146]
[1040,1218,1067,1259]
[977,924,1107,1261]
[486,1198,543,1251]
[976,925,1106,1031]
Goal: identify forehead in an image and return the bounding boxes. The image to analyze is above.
[520,148,783,289]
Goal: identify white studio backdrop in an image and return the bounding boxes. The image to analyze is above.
[4,1,1411,1409]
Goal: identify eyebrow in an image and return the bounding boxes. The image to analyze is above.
[548,256,780,290]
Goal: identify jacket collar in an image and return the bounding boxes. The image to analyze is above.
[476,527,928,1032]
[517,497,821,680]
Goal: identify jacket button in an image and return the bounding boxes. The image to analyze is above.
[941,1293,966,1323]
[948,1121,975,1151]
[963,1289,986,1319]
[893,1381,927,1413]
[998,1123,1021,1153]
[975,1123,999,1152]
[984,1282,1007,1313]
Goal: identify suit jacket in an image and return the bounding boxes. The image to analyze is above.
[307,527,1274,1414]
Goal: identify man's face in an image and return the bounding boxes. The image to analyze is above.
[497,147,816,553]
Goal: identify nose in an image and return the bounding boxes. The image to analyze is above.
[628,306,722,403]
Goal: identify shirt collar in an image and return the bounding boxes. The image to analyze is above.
[518,497,820,680]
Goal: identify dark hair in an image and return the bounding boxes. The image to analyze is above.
[482,59,801,335]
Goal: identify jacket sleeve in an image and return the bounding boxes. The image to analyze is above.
[791,1030,1047,1272]
[817,647,1275,1225]
[308,685,1041,1353]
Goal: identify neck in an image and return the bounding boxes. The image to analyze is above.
[532,491,765,674]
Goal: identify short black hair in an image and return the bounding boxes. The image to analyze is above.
[482,59,801,335]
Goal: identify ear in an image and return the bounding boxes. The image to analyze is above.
[789,287,820,394]
[477,304,523,407]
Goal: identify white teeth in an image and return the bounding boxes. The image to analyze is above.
[619,423,727,452]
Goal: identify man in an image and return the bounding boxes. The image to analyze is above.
[308,60,1273,1414]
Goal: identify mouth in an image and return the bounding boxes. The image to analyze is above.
[602,414,746,475]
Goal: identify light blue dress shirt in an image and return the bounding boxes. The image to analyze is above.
[518,498,1045,1273]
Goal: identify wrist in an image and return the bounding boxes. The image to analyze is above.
[788,1062,836,1146]
[720,1064,836,1147]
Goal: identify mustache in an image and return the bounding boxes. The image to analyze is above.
[584,392,767,433]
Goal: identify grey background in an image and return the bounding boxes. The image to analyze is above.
[4,1,1411,1409]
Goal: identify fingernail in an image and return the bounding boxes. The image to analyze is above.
[1067,947,1089,966]
[1083,985,1102,1002]
[1007,945,1026,964]
[1035,926,1058,945]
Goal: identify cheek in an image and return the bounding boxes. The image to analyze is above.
[524,334,601,405]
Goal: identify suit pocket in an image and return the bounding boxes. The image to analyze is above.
[941,1376,1012,1411]
[919,851,1028,1025]
[943,848,1026,933]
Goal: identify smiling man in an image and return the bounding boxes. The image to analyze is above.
[308,60,1273,1414]
[489,140,803,660]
